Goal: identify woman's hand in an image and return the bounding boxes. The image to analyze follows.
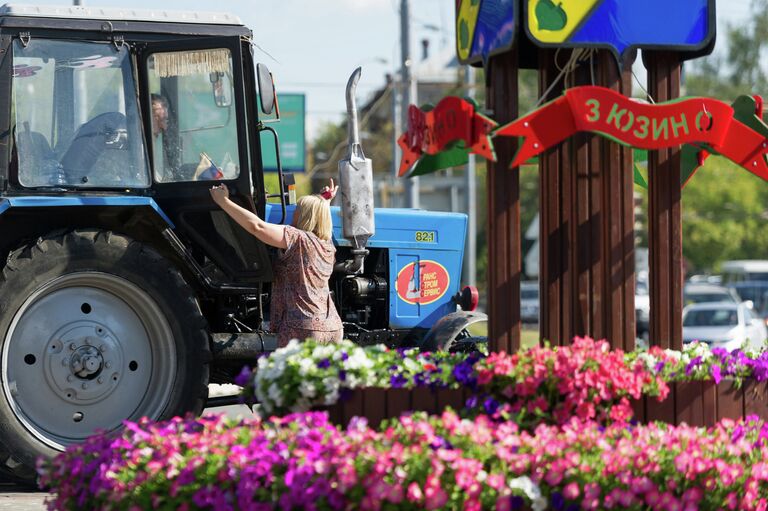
[210,183,229,205]
[320,178,339,200]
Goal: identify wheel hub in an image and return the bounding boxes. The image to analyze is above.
[2,271,176,449]
[43,322,123,404]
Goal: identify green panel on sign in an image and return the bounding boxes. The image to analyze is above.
[260,94,306,172]
[409,142,469,177]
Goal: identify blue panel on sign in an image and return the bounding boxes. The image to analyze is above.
[525,0,715,59]
[457,0,516,66]
[570,0,710,55]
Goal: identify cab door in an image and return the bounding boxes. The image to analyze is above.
[137,37,272,284]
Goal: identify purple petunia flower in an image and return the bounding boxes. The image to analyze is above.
[317,358,331,369]
[510,495,525,511]
[710,364,722,384]
[483,397,500,415]
[551,491,564,511]
[234,366,252,387]
[685,356,703,376]
[390,374,408,388]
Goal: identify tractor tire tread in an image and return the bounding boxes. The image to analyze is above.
[0,228,211,485]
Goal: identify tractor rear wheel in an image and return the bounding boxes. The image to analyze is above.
[0,230,210,484]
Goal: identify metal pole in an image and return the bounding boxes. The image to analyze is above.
[392,73,402,206]
[464,65,477,287]
[400,0,419,208]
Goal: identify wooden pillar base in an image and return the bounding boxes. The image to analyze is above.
[538,49,636,349]
[646,52,684,351]
[486,51,521,353]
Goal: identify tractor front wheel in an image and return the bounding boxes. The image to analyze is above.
[0,230,210,484]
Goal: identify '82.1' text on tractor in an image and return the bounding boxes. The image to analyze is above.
[0,4,484,484]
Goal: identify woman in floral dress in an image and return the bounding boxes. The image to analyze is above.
[210,179,343,346]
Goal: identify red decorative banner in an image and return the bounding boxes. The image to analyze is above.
[397,96,497,177]
[495,86,768,182]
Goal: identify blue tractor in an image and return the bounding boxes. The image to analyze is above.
[0,5,484,483]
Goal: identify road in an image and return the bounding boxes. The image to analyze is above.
[0,386,252,510]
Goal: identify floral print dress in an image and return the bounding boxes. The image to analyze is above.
[271,225,343,347]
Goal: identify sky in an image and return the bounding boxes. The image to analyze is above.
[8,0,756,141]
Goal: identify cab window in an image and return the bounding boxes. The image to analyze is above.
[146,48,240,183]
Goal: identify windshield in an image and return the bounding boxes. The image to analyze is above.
[683,308,739,327]
[684,292,735,304]
[12,39,149,188]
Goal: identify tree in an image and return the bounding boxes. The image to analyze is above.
[675,0,768,274]
[685,0,768,98]
[682,157,768,273]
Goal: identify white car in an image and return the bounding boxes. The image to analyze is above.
[682,302,768,351]
[520,281,539,324]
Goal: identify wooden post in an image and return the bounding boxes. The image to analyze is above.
[538,49,636,348]
[646,52,684,350]
[486,50,521,353]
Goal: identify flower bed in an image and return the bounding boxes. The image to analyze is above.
[40,411,768,511]
[243,337,768,427]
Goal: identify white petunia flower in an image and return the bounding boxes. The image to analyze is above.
[268,382,283,407]
[299,381,317,399]
[298,358,316,376]
[508,476,546,511]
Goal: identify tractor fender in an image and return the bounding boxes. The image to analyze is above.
[0,196,174,227]
[419,310,487,352]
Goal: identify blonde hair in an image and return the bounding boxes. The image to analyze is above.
[293,194,333,241]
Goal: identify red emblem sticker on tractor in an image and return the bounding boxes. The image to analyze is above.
[395,260,450,305]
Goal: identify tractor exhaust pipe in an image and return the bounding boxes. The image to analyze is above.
[336,67,375,275]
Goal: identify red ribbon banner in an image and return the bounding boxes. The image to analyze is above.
[495,86,768,182]
[397,96,497,177]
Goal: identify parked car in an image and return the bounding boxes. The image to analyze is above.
[684,283,741,306]
[521,281,539,324]
[727,281,768,326]
[636,278,650,342]
[682,302,768,351]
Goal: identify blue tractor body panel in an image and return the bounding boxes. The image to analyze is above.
[0,196,175,227]
[266,204,467,330]
[0,197,467,332]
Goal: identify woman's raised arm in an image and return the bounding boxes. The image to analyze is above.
[209,184,287,249]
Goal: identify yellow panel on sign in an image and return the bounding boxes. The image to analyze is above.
[456,0,482,61]
[528,0,602,43]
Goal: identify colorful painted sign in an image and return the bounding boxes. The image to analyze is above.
[494,86,768,183]
[395,260,451,305]
[456,0,516,66]
[397,96,497,177]
[526,0,715,58]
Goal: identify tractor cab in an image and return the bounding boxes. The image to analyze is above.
[2,4,279,287]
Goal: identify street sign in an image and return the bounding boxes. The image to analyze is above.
[260,93,306,172]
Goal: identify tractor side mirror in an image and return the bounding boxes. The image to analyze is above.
[209,72,232,108]
[256,63,277,116]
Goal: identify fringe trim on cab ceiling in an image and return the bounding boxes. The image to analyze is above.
[154,48,230,78]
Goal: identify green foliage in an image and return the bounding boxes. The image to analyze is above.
[685,0,768,98]
[682,156,768,273]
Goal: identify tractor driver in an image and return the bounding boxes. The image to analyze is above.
[150,93,171,181]
[150,93,222,182]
